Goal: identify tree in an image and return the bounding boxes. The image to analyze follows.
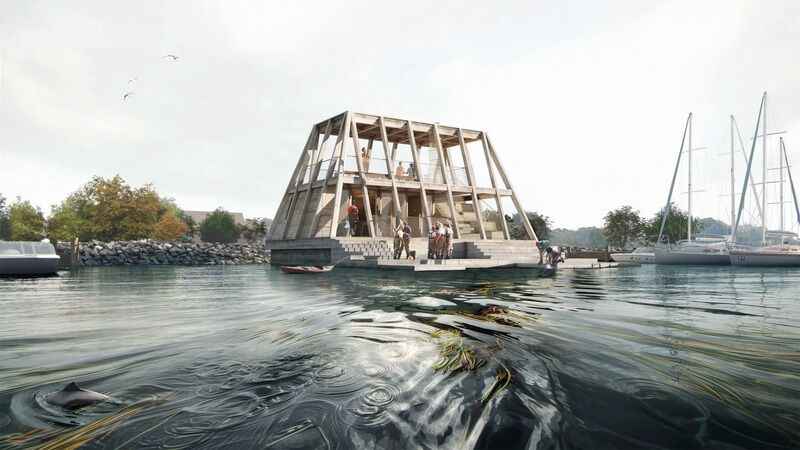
[0,194,10,240]
[87,176,160,240]
[158,197,196,235]
[199,208,240,243]
[643,203,706,244]
[152,212,190,241]
[241,217,269,243]
[506,211,551,240]
[47,205,89,242]
[8,198,46,240]
[603,205,644,248]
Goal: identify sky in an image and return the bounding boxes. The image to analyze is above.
[1,0,798,230]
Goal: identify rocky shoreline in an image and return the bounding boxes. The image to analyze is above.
[56,240,269,266]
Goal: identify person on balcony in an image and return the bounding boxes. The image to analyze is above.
[347,201,359,237]
[361,147,370,172]
[395,161,405,179]
[406,163,417,181]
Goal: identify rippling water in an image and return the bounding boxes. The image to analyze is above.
[0,265,798,449]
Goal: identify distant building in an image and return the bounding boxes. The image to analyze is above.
[183,210,247,243]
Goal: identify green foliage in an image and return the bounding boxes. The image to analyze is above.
[8,197,46,241]
[643,203,706,243]
[47,205,90,242]
[0,193,10,240]
[152,212,190,241]
[241,217,269,243]
[603,205,644,248]
[199,208,240,243]
[506,211,551,240]
[549,227,607,248]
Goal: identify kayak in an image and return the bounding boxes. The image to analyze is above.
[281,265,333,274]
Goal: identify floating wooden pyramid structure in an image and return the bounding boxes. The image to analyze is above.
[267,111,536,241]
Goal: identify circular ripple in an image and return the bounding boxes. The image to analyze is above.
[335,383,400,428]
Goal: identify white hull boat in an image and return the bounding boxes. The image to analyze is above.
[611,247,655,264]
[0,241,61,276]
[654,240,731,266]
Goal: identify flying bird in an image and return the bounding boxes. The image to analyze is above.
[127,77,138,83]
[123,92,135,101]
[162,54,179,60]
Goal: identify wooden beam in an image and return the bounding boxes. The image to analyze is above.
[351,118,376,237]
[294,119,333,238]
[486,133,537,240]
[329,112,352,239]
[308,115,348,238]
[432,123,461,238]
[458,128,486,239]
[280,125,319,239]
[380,116,403,225]
[481,133,510,239]
[407,121,432,234]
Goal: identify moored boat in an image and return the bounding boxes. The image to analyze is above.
[611,247,655,264]
[0,241,61,276]
[281,265,333,274]
[653,237,730,266]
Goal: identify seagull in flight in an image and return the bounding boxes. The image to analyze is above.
[162,54,179,60]
[127,77,138,83]
[123,92,135,101]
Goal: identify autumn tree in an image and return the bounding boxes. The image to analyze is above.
[8,198,46,241]
[603,205,644,248]
[199,208,240,243]
[158,197,196,235]
[152,212,190,241]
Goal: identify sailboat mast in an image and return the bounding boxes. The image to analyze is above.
[779,134,785,232]
[688,114,693,241]
[733,92,766,241]
[730,115,736,232]
[782,138,800,227]
[762,92,768,244]
[658,113,691,244]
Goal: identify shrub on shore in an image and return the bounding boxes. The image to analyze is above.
[8,198,46,241]
[199,208,240,243]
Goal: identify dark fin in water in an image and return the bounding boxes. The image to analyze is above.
[45,382,109,409]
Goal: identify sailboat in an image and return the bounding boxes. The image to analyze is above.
[654,113,731,265]
[729,92,800,266]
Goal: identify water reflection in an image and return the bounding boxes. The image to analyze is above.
[0,265,798,449]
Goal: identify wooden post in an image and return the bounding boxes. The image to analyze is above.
[351,119,376,237]
[432,124,461,238]
[458,128,486,239]
[71,237,79,270]
[407,120,432,234]
[380,116,403,225]
[329,112,352,239]
[486,133,537,240]
[481,133,510,239]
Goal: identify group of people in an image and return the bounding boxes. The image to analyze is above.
[394,161,417,180]
[428,221,454,259]
[535,239,564,265]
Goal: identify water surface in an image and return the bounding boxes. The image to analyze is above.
[0,265,798,449]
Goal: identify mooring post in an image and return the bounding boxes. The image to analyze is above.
[71,237,79,271]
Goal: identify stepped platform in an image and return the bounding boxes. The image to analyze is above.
[266,238,620,271]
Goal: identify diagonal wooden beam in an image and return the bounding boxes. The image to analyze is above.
[481,133,510,239]
[329,112,352,239]
[407,121,431,234]
[432,124,461,238]
[351,118,376,237]
[280,125,319,239]
[486,133,537,240]
[458,128,486,239]
[294,119,333,238]
[308,114,347,238]
[380,116,403,225]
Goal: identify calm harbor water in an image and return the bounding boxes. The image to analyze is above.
[0,265,798,449]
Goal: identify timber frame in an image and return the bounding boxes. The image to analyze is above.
[266,111,537,241]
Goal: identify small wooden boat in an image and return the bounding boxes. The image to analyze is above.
[280,265,333,274]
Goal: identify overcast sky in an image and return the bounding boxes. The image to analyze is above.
[1,0,798,229]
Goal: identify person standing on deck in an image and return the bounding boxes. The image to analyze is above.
[361,147,370,172]
[427,225,437,259]
[407,163,417,181]
[393,227,403,259]
[444,222,454,259]
[395,161,405,179]
[347,201,359,237]
[401,221,412,259]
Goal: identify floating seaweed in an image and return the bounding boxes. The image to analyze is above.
[458,305,528,327]
[481,364,512,404]
[431,281,514,297]
[430,330,486,373]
